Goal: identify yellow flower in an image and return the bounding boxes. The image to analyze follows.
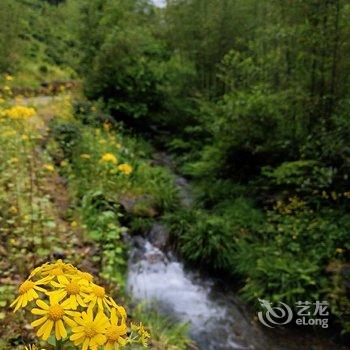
[2,130,16,137]
[117,163,133,175]
[25,345,37,350]
[10,277,51,312]
[9,157,19,163]
[23,214,31,222]
[104,308,128,350]
[22,134,29,141]
[29,263,49,279]
[101,153,117,164]
[103,122,111,132]
[70,309,108,349]
[107,297,127,320]
[84,284,110,312]
[77,271,94,283]
[9,206,18,214]
[43,164,54,172]
[80,154,91,159]
[5,74,13,81]
[4,106,35,119]
[132,322,150,347]
[30,260,77,280]
[10,261,137,348]
[71,221,78,228]
[50,276,89,310]
[31,295,77,341]
[40,260,77,281]
[99,139,107,145]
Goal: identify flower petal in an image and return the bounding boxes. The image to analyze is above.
[63,315,77,327]
[31,316,48,327]
[36,299,49,310]
[43,320,54,340]
[31,308,47,315]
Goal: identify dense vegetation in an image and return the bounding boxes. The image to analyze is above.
[0,0,349,347]
[74,0,350,336]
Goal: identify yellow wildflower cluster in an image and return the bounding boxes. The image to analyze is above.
[80,153,91,160]
[43,164,55,172]
[274,196,306,214]
[100,153,133,175]
[117,164,133,175]
[2,105,36,119]
[11,260,150,349]
[5,74,13,81]
[101,153,117,164]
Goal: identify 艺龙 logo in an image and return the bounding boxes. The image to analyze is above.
[257,299,293,328]
[257,299,329,328]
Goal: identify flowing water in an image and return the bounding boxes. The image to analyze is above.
[126,152,348,350]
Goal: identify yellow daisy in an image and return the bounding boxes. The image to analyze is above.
[84,284,110,312]
[50,276,89,309]
[117,163,133,175]
[104,308,128,350]
[77,271,94,283]
[70,309,108,350]
[29,263,49,279]
[101,153,117,164]
[11,277,51,312]
[107,297,127,320]
[40,260,77,280]
[31,295,77,341]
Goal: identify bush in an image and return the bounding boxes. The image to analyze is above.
[167,198,263,271]
[49,120,82,159]
[234,199,349,316]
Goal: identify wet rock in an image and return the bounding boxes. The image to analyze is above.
[148,223,170,249]
[119,194,159,218]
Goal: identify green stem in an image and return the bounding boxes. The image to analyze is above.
[56,340,63,350]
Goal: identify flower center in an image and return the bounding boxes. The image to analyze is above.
[48,304,64,321]
[92,285,105,298]
[84,323,98,338]
[106,325,125,341]
[66,281,80,295]
[19,280,34,294]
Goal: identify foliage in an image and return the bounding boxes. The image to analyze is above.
[132,305,193,350]
[234,200,349,305]
[0,0,24,72]
[0,80,188,349]
[1,0,350,340]
[166,198,263,271]
[76,0,195,129]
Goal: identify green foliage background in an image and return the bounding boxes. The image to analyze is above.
[1,0,349,340]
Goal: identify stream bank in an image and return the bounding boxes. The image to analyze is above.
[125,152,349,350]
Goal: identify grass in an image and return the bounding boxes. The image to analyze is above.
[0,85,191,349]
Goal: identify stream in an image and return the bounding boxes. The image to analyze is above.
[126,152,348,350]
